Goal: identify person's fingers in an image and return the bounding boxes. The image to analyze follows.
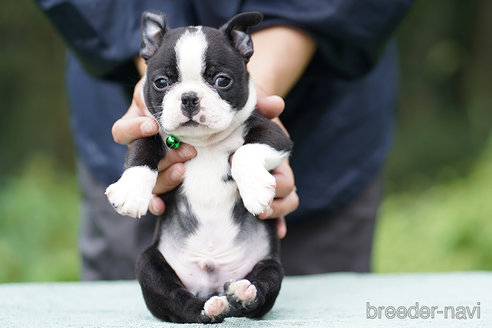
[276,217,287,239]
[111,79,159,145]
[272,159,295,198]
[149,194,166,216]
[256,95,285,119]
[153,163,186,195]
[112,116,159,145]
[258,190,299,219]
[157,144,197,171]
[131,79,147,115]
[150,145,196,211]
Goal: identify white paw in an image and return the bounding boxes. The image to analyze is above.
[105,166,157,218]
[226,279,257,302]
[202,296,229,318]
[231,144,287,216]
[224,279,257,310]
[232,163,276,215]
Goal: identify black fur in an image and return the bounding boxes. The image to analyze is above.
[143,27,182,118]
[140,10,169,61]
[136,244,206,323]
[202,27,251,111]
[125,135,165,170]
[244,111,294,152]
[219,12,263,62]
[159,189,199,239]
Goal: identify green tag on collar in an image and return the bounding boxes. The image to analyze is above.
[165,134,181,149]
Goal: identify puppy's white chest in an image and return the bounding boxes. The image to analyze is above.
[158,137,270,297]
[182,147,237,218]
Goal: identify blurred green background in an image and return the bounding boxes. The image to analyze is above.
[1,0,491,282]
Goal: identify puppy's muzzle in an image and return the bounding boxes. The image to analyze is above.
[181,92,200,118]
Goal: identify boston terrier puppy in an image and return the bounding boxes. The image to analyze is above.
[105,10,292,323]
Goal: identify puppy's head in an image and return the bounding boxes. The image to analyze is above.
[140,11,262,143]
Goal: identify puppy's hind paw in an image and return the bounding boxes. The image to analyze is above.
[224,279,258,312]
[199,296,229,323]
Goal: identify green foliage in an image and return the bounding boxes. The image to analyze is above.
[374,134,492,272]
[372,0,492,272]
[0,0,73,178]
[0,154,80,282]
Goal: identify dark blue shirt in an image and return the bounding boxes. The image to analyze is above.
[36,0,413,223]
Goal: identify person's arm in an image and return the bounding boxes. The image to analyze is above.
[34,0,142,78]
[243,0,414,78]
[34,0,194,79]
[249,26,316,98]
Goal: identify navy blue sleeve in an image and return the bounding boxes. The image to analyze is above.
[242,0,414,78]
[34,0,195,79]
[35,0,141,78]
[35,0,413,79]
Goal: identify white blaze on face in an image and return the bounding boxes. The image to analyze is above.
[176,28,207,83]
[161,27,236,137]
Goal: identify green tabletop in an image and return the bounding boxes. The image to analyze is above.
[1,272,491,327]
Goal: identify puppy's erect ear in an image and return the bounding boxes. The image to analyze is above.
[220,12,263,62]
[140,10,169,61]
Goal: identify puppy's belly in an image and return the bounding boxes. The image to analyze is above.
[158,220,270,298]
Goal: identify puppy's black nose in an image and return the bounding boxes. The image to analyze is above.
[181,92,200,117]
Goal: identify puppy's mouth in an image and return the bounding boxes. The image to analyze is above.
[180,120,200,127]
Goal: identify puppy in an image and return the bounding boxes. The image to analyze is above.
[106,10,292,323]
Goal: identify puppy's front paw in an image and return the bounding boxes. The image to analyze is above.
[231,144,287,216]
[105,166,157,218]
[199,296,229,323]
[232,163,276,215]
[242,170,276,215]
[224,279,258,311]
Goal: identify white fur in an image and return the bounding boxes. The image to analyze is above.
[162,81,233,132]
[176,27,206,82]
[231,144,288,215]
[202,296,229,318]
[105,166,157,218]
[158,128,270,298]
[171,80,257,147]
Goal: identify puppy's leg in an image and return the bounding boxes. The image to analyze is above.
[137,244,227,323]
[224,258,283,318]
[106,136,165,218]
[232,113,293,215]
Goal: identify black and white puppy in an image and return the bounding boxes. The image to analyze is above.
[106,10,292,323]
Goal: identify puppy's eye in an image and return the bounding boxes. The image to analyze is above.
[153,77,168,90]
[214,75,232,89]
